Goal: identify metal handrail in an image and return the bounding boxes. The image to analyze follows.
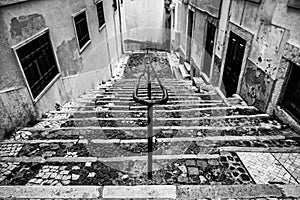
[133,57,169,105]
[132,54,169,180]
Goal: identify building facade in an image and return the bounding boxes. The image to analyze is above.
[170,0,300,131]
[0,0,123,138]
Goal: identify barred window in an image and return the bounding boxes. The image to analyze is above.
[73,10,91,51]
[16,30,59,99]
[96,1,105,29]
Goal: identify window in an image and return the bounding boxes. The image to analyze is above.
[73,10,91,52]
[96,1,105,29]
[112,0,117,11]
[281,63,300,122]
[15,30,59,99]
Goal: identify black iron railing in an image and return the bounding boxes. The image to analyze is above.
[132,54,168,179]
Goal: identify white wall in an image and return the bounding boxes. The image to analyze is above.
[123,0,166,44]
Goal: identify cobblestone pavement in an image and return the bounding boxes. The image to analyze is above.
[0,52,299,199]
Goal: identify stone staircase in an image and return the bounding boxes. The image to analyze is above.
[0,52,299,199]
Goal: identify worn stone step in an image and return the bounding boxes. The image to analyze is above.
[16,124,295,141]
[0,184,298,199]
[21,124,283,134]
[36,114,274,128]
[2,137,298,159]
[82,93,217,99]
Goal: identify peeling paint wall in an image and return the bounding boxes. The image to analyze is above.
[240,60,274,111]
[56,37,83,76]
[10,13,46,44]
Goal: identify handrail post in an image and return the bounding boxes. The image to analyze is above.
[147,59,153,180]
[147,104,153,180]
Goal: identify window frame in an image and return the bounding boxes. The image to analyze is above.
[12,28,61,103]
[96,0,106,31]
[72,8,91,53]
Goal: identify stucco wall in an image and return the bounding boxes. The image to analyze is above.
[122,0,166,51]
[0,0,122,138]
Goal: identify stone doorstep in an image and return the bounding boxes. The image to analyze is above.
[0,184,298,199]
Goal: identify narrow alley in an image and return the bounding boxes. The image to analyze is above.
[0,52,299,199]
[0,0,300,199]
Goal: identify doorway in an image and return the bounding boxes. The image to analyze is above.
[186,9,194,61]
[281,63,300,122]
[222,32,246,97]
[203,22,216,78]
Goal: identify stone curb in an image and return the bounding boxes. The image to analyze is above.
[0,184,299,199]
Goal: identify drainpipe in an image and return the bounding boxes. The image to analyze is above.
[117,0,124,54]
[104,25,113,78]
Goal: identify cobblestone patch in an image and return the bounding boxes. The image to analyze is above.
[0,162,19,183]
[0,144,23,157]
[0,162,41,185]
[237,152,298,184]
[17,143,89,158]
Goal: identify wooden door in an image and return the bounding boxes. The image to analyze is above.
[281,63,300,122]
[203,22,216,77]
[222,32,246,97]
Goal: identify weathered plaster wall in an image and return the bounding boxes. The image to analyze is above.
[226,0,299,114]
[0,87,35,140]
[240,60,274,111]
[0,10,24,90]
[190,10,206,71]
[123,0,166,51]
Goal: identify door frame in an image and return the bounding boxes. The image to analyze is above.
[203,16,218,81]
[186,5,195,61]
[218,23,253,95]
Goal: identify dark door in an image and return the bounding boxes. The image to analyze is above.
[186,9,194,61]
[281,63,300,122]
[203,22,216,77]
[222,32,246,97]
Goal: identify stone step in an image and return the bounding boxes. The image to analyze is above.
[50,106,257,115]
[89,103,225,110]
[79,95,222,105]
[0,184,297,199]
[71,99,223,105]
[21,124,282,134]
[10,126,296,141]
[83,93,216,99]
[2,136,298,159]
[36,114,273,128]
[40,113,269,122]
